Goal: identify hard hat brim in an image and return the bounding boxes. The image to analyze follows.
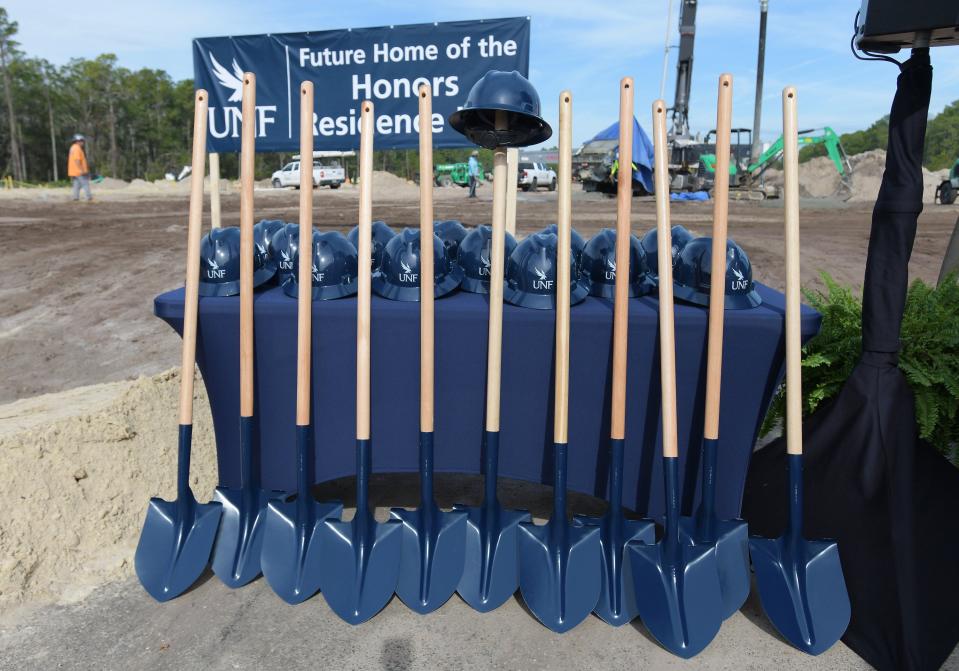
[198,266,274,297]
[503,280,589,310]
[371,266,464,302]
[673,283,763,310]
[281,277,359,300]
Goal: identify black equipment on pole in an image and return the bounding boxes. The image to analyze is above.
[856,0,959,53]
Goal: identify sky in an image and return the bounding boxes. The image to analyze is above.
[5,0,959,146]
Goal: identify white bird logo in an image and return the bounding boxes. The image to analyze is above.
[401,260,414,275]
[209,52,244,103]
[481,251,490,268]
[534,267,548,282]
[606,257,616,272]
[206,257,220,271]
[255,242,267,257]
[280,249,292,262]
[732,267,745,281]
[312,263,320,275]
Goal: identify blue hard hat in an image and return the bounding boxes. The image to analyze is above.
[448,70,552,149]
[504,231,588,310]
[270,223,301,286]
[540,223,586,269]
[456,225,518,294]
[198,226,274,297]
[372,228,464,302]
[434,219,470,264]
[673,237,762,309]
[253,219,284,279]
[348,220,396,272]
[580,229,654,299]
[282,231,359,300]
[640,225,694,281]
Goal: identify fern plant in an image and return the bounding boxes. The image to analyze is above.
[761,273,959,467]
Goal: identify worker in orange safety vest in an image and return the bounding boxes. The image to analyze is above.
[68,134,93,202]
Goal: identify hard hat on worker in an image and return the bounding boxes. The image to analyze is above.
[580,228,654,298]
[448,70,552,149]
[198,226,273,297]
[282,231,359,300]
[456,225,518,294]
[673,237,762,309]
[372,228,463,301]
[503,230,588,310]
[72,134,85,143]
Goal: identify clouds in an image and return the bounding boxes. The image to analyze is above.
[5,0,958,144]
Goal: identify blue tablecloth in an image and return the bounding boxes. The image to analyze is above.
[154,283,819,520]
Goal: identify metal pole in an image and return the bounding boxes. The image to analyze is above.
[751,0,769,163]
[659,0,674,101]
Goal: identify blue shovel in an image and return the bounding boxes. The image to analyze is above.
[748,87,850,655]
[676,75,750,619]
[317,100,403,625]
[260,81,343,604]
[628,99,724,659]
[211,72,282,589]
[454,120,531,613]
[518,91,602,634]
[390,87,467,614]
[135,90,222,601]
[573,77,655,627]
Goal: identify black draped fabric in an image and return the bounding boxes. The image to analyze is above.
[743,51,959,671]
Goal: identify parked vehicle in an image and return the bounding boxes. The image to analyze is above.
[517,162,557,191]
[271,160,345,189]
[936,159,958,205]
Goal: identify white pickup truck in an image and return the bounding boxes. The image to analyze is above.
[271,160,345,189]
[517,161,557,191]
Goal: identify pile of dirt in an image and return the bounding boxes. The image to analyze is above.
[371,170,419,198]
[95,177,129,190]
[0,370,217,611]
[765,149,950,203]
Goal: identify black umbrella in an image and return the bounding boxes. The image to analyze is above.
[743,49,959,671]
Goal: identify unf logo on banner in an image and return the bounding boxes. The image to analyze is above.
[193,17,530,153]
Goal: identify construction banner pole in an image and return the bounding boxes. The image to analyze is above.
[751,0,769,163]
[209,152,222,229]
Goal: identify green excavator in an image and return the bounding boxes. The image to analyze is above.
[698,126,852,199]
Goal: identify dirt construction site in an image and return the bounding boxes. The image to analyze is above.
[1,167,958,669]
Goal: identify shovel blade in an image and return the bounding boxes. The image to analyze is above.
[318,514,403,624]
[260,498,344,604]
[518,520,602,633]
[455,504,531,612]
[135,495,222,602]
[749,536,850,655]
[678,516,750,619]
[629,540,723,658]
[211,488,282,588]
[390,505,468,613]
[574,514,655,626]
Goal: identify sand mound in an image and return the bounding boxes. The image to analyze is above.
[371,170,419,198]
[0,371,217,611]
[95,177,129,190]
[765,149,950,203]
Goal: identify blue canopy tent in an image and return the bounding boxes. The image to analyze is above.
[588,117,655,194]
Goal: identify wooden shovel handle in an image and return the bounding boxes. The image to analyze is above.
[239,72,256,418]
[177,90,209,426]
[782,87,802,457]
[652,100,678,459]
[505,148,519,236]
[610,77,634,441]
[554,91,573,444]
[484,111,509,433]
[418,85,434,433]
[296,82,314,426]
[356,101,374,441]
[704,74,733,440]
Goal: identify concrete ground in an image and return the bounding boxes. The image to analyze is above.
[0,568,871,671]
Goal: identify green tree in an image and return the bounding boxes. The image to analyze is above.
[0,7,23,180]
[925,101,959,171]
